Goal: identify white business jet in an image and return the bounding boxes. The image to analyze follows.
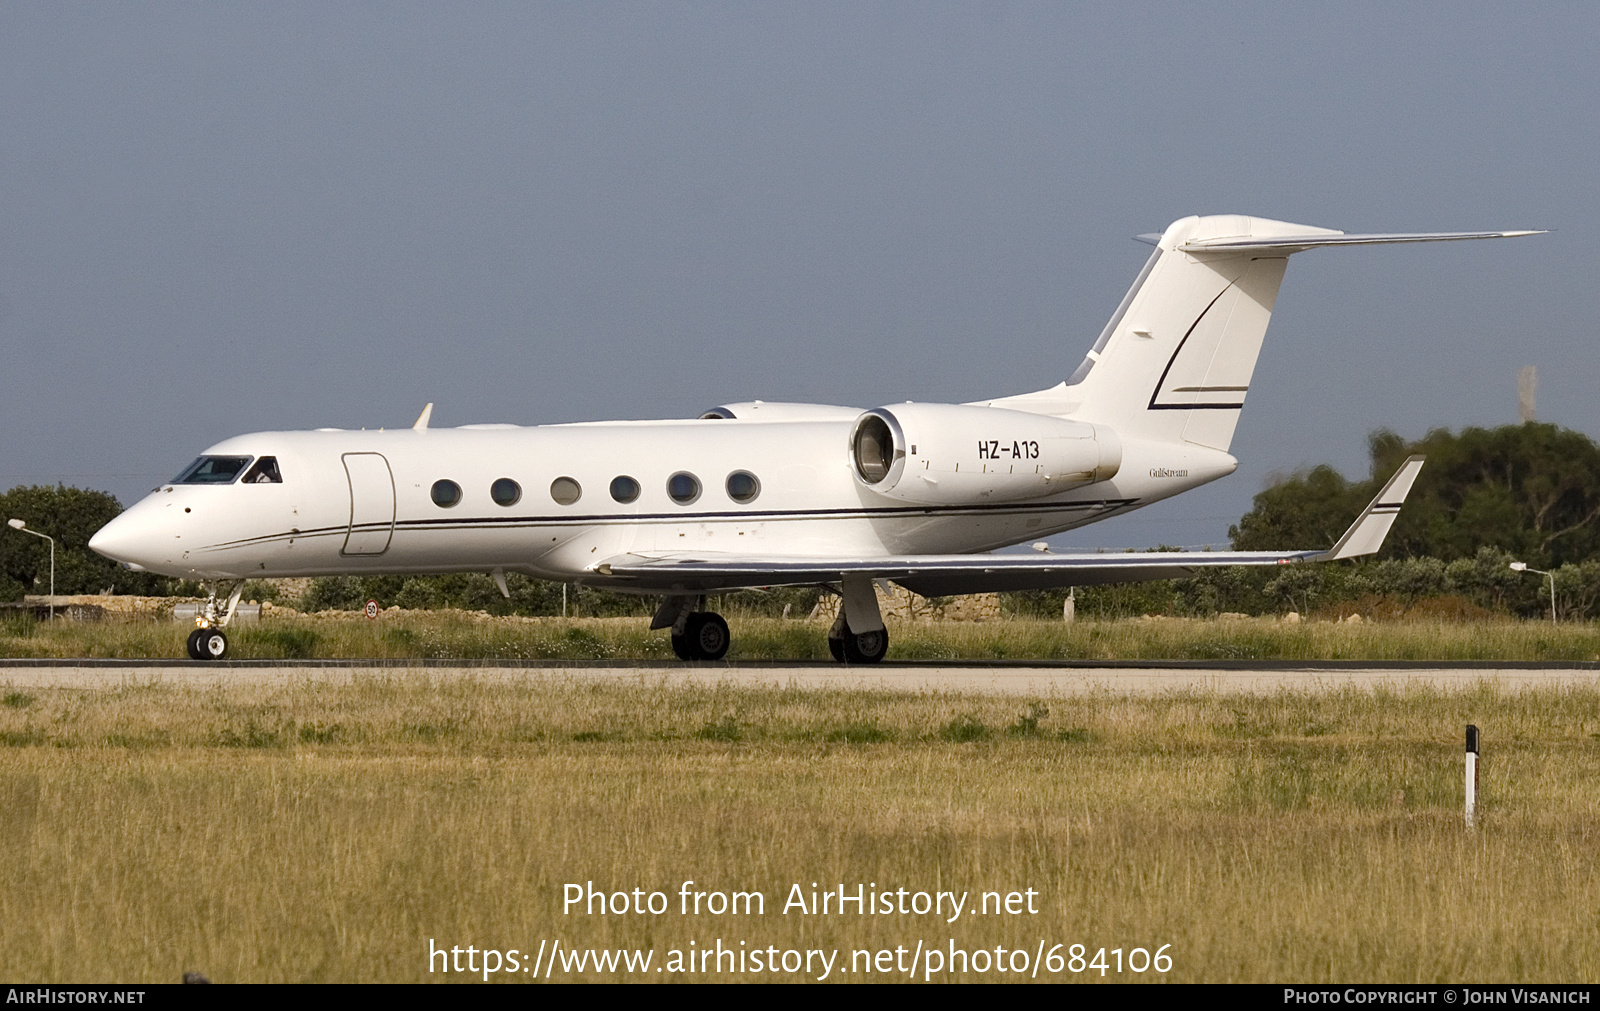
[89,214,1539,661]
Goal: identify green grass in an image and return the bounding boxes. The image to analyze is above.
[0,677,1597,982]
[2,612,1600,661]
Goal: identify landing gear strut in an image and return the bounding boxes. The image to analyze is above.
[186,580,244,661]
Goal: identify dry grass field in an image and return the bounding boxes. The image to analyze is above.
[1,675,1597,982]
[3,610,1600,661]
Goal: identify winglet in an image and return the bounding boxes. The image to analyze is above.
[413,403,434,430]
[1315,455,1426,561]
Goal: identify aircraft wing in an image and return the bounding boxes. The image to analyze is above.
[596,457,1425,597]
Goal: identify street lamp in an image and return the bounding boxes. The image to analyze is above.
[1509,561,1557,624]
[6,519,55,622]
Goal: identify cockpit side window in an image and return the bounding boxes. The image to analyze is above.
[172,456,253,485]
[241,457,283,484]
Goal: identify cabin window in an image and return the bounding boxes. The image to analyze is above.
[431,479,462,508]
[610,475,641,503]
[172,456,253,485]
[490,478,521,507]
[241,457,283,484]
[550,477,582,506]
[667,472,701,505]
[725,470,760,504]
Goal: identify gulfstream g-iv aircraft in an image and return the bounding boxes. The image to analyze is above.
[89,214,1540,661]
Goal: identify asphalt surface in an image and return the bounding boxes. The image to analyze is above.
[1,659,1596,693]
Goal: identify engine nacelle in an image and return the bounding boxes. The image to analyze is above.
[849,403,1121,504]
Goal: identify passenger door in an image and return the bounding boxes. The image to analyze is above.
[342,452,395,555]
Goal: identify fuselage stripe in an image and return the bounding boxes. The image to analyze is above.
[200,498,1142,551]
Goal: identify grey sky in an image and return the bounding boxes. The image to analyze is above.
[0,3,1590,549]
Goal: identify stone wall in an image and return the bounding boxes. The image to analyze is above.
[807,583,1003,623]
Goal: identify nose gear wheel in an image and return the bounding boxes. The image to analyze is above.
[186,627,229,661]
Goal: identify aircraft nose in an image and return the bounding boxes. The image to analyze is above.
[89,509,159,569]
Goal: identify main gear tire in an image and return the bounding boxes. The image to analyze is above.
[841,625,889,664]
[671,612,730,661]
[684,612,730,661]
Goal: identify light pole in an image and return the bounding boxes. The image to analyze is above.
[7,519,55,622]
[1509,561,1556,624]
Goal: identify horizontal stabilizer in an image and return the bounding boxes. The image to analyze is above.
[1179,230,1545,254]
[1314,455,1426,561]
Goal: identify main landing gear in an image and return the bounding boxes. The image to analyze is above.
[652,596,732,661]
[185,580,244,661]
[826,622,890,664]
[653,577,891,664]
[673,612,731,662]
[822,576,890,664]
[652,597,730,660]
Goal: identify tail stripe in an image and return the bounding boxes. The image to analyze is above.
[1147,283,1243,411]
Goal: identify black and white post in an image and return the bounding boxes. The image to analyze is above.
[1465,725,1480,829]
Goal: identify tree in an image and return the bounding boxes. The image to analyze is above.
[0,485,168,597]
[1230,424,1600,566]
[1226,463,1373,554]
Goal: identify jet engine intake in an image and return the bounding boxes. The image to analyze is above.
[849,403,1120,504]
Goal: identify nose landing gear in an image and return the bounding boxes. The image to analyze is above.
[186,580,244,661]
[186,626,229,660]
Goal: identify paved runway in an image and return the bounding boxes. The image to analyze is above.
[1,660,1595,694]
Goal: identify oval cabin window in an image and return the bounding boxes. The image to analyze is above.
[491,478,521,507]
[610,476,641,504]
[550,477,582,506]
[726,471,760,504]
[666,472,701,505]
[431,479,462,508]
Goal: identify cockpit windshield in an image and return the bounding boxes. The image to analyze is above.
[172,456,254,485]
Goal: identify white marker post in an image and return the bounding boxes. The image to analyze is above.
[1465,725,1479,829]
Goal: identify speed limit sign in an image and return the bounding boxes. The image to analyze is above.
[365,599,379,620]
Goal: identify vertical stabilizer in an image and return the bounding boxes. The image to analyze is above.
[1063,214,1331,451]
[977,215,1538,453]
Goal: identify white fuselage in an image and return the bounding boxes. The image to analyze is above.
[91,415,1236,588]
[83,213,1534,665]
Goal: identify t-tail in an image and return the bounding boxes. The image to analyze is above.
[989,215,1542,451]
